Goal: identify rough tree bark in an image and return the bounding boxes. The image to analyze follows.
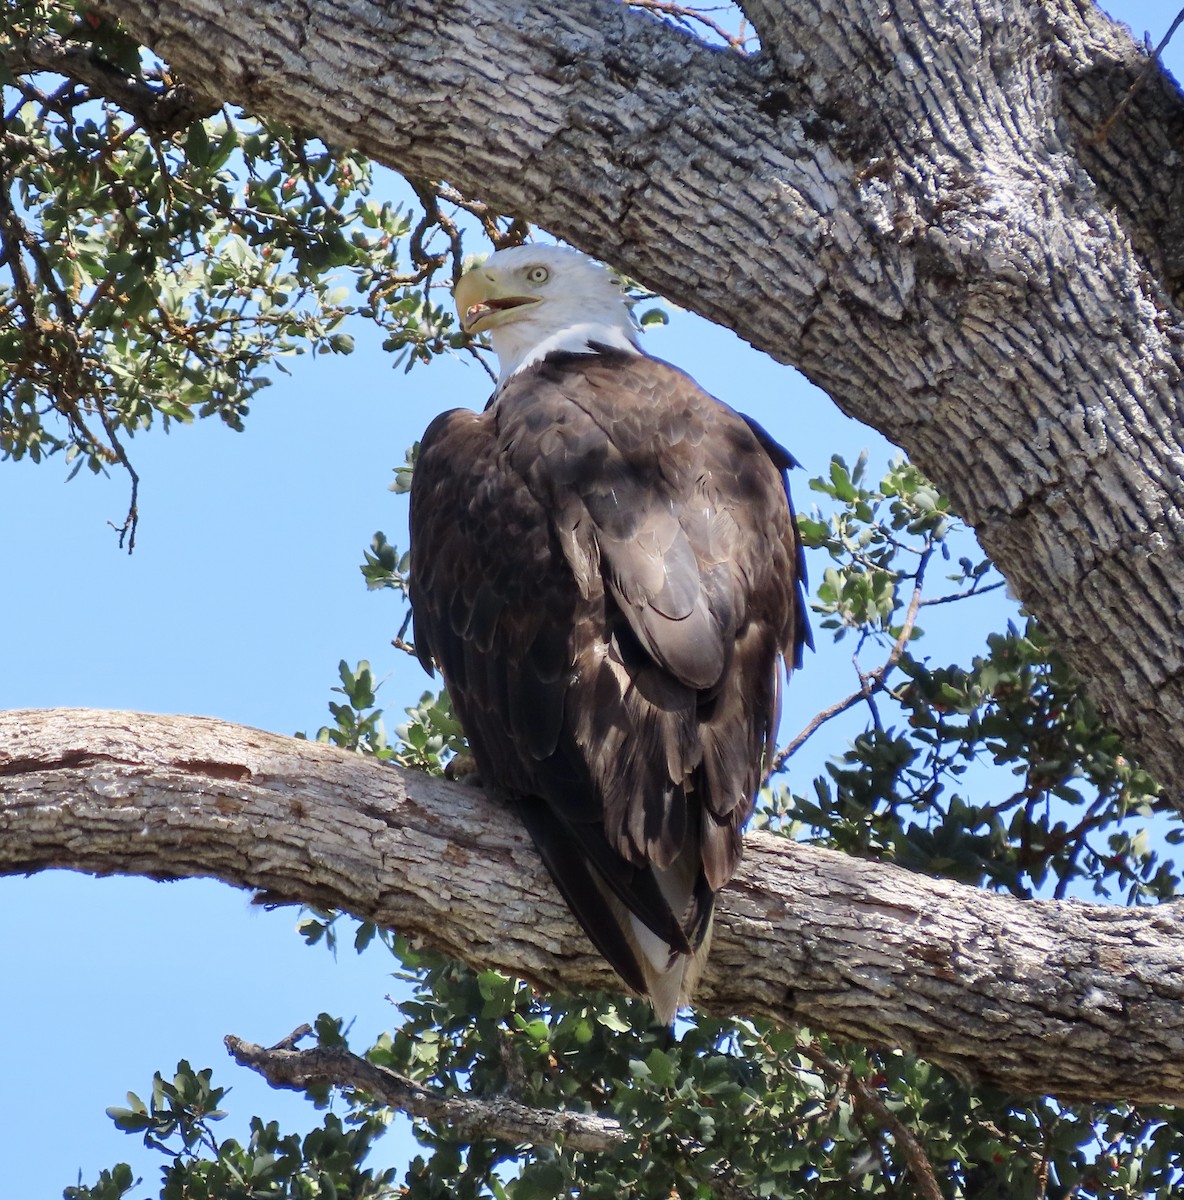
[5,708,1184,1107]
[224,1030,630,1153]
[84,0,1184,801]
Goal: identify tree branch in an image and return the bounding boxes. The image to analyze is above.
[83,0,1184,814]
[4,707,1184,1106]
[229,1025,763,1197]
[225,1027,628,1153]
[803,1044,942,1200]
[773,549,928,769]
[5,32,218,134]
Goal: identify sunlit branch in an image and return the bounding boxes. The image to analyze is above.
[226,1025,630,1152]
[622,0,753,52]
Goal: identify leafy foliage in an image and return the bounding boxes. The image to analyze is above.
[1,2,498,546]
[772,455,1169,907]
[68,1062,399,1199]
[75,973,1184,1199]
[796,451,995,643]
[361,530,412,597]
[300,657,464,774]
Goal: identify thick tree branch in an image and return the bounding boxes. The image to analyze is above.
[4,707,1184,1107]
[82,0,1184,808]
[6,32,218,134]
[225,1027,629,1153]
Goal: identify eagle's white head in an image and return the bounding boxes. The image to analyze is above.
[453,245,642,384]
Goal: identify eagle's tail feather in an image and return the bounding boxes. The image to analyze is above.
[513,794,650,996]
[513,792,716,1024]
[628,910,714,1025]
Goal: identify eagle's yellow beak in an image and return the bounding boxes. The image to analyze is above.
[453,267,541,335]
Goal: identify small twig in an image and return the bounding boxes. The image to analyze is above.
[225,1029,628,1153]
[622,0,752,52]
[97,407,140,553]
[773,549,931,771]
[391,608,417,657]
[773,687,868,768]
[802,1045,942,1200]
[432,185,529,258]
[1091,7,1184,143]
[405,176,456,278]
[917,579,1006,608]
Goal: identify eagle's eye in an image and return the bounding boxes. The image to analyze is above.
[526,265,550,285]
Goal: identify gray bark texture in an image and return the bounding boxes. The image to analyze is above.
[87,0,1184,802]
[224,1031,630,1152]
[4,708,1184,1106]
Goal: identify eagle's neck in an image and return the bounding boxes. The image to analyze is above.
[492,318,641,385]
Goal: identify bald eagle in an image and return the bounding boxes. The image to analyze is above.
[409,245,808,1021]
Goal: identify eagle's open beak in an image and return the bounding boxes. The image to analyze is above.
[454,269,541,335]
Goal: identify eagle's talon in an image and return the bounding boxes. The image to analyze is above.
[445,753,482,787]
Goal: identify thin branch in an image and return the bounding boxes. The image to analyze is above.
[5,32,218,134]
[391,607,417,657]
[772,550,931,771]
[432,184,529,258]
[776,680,868,765]
[225,1027,629,1152]
[1091,7,1184,142]
[848,1074,942,1200]
[622,0,752,52]
[852,649,885,732]
[917,578,1007,607]
[96,404,140,553]
[803,1045,942,1200]
[405,176,460,282]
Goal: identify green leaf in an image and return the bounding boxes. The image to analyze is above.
[185,120,210,166]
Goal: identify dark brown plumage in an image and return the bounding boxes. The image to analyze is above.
[409,338,808,1020]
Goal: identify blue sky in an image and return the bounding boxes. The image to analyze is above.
[2,2,1179,1193]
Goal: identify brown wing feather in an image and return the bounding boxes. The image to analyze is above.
[409,350,807,1016]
